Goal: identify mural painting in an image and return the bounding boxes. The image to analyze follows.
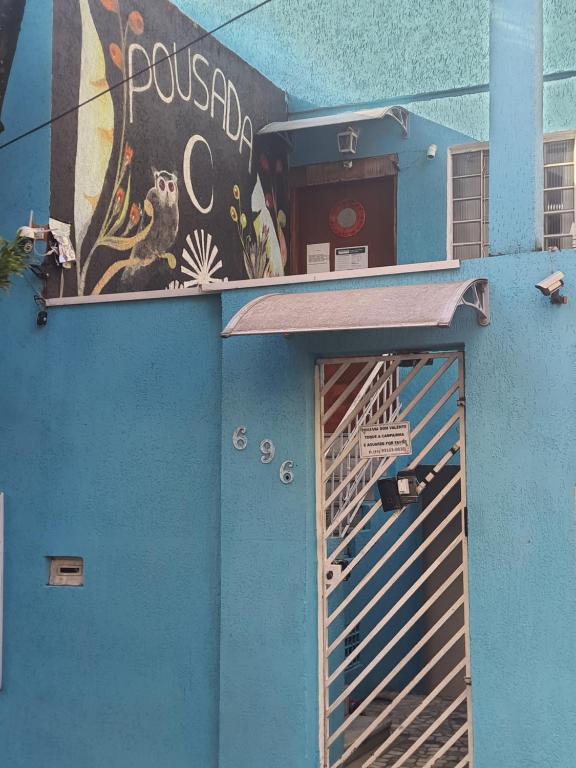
[47,0,289,298]
[0,0,26,132]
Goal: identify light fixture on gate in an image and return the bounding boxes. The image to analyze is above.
[337,126,359,156]
[377,471,420,513]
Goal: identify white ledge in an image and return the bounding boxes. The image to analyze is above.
[203,260,460,293]
[45,286,203,307]
[44,260,459,307]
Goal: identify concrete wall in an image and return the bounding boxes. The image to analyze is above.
[2,3,576,768]
[0,3,222,766]
[219,250,576,768]
[174,0,576,138]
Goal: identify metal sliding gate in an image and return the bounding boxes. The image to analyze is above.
[316,352,472,768]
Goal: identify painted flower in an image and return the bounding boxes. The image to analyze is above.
[181,230,224,287]
[128,11,144,35]
[100,0,118,11]
[129,202,140,226]
[260,154,270,172]
[109,43,123,70]
[230,206,238,223]
[240,213,247,230]
[123,143,134,167]
[113,187,125,213]
[245,225,270,279]
[277,210,286,228]
[233,184,240,200]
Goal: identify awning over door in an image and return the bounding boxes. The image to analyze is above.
[258,106,409,137]
[221,279,489,337]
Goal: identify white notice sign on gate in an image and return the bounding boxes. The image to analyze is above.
[359,422,412,458]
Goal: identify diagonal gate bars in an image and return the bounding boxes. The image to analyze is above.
[316,352,473,768]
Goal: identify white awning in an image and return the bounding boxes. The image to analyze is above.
[258,106,409,137]
[222,279,489,337]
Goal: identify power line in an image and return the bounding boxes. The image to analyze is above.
[0,0,272,152]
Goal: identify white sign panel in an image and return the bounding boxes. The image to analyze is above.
[335,245,368,271]
[360,421,412,458]
[306,242,331,274]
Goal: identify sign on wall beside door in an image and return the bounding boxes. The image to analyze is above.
[334,245,369,271]
[306,242,331,274]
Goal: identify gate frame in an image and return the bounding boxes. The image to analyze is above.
[314,350,474,768]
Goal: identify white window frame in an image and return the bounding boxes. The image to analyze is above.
[447,130,576,259]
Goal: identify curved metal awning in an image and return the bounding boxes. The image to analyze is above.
[258,106,409,138]
[222,279,489,337]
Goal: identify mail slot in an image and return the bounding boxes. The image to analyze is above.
[48,557,84,587]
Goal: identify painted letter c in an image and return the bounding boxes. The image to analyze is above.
[183,134,214,215]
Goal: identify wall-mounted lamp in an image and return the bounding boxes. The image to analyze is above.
[426,144,437,160]
[337,126,359,156]
[535,271,568,305]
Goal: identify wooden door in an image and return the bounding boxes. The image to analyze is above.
[293,176,396,274]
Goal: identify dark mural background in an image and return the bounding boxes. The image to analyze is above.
[0,0,26,131]
[48,0,289,298]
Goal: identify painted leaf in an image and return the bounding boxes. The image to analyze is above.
[74,0,114,261]
[99,216,154,251]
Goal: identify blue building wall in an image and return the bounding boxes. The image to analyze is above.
[173,0,576,139]
[1,2,576,768]
[219,250,576,768]
[0,3,222,766]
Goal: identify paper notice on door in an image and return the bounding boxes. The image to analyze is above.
[359,422,412,458]
[335,245,368,271]
[306,243,331,274]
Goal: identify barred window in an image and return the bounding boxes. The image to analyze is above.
[544,139,575,251]
[449,136,575,258]
[451,148,489,260]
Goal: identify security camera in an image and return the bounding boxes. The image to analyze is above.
[427,144,437,160]
[535,271,567,304]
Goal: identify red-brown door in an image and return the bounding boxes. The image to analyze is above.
[293,176,396,274]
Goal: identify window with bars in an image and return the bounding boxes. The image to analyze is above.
[451,148,489,260]
[544,139,575,250]
[449,135,576,258]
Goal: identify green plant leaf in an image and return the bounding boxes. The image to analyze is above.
[0,237,29,291]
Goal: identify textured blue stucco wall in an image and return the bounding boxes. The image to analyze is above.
[175,0,576,138]
[2,2,576,768]
[219,250,576,768]
[0,3,222,766]
[490,0,544,254]
[0,295,222,768]
[291,112,473,264]
[218,329,318,768]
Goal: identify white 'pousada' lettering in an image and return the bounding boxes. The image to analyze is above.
[128,41,254,173]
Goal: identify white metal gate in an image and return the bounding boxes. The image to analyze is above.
[316,352,472,768]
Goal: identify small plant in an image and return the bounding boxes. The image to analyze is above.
[0,236,29,291]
